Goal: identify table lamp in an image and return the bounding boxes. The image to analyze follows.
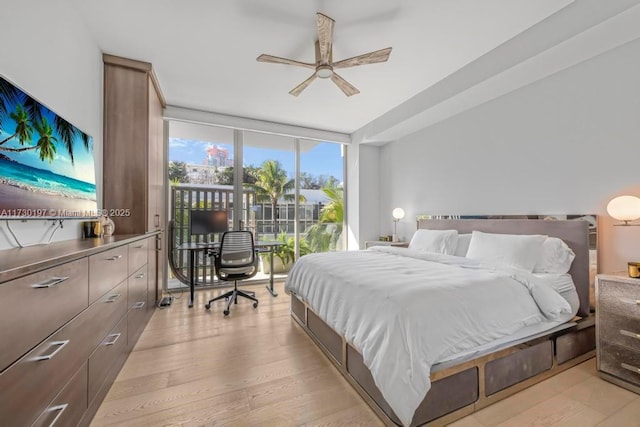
[392,208,405,242]
[607,195,640,226]
[607,195,640,277]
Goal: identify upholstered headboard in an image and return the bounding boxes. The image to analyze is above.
[417,219,590,318]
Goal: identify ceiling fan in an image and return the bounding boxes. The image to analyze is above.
[257,12,392,97]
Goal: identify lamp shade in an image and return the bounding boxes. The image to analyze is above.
[392,208,405,221]
[607,195,640,222]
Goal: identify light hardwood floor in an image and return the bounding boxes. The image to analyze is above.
[91,282,640,427]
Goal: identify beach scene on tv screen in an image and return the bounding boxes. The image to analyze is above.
[0,76,97,218]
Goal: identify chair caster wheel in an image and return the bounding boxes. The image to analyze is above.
[223,310,230,316]
[205,304,211,310]
[253,302,258,308]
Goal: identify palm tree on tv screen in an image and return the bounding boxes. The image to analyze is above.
[0,78,92,165]
[0,115,57,163]
[33,118,58,163]
[0,104,32,145]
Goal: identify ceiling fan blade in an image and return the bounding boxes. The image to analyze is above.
[330,73,359,97]
[316,13,334,64]
[333,47,392,69]
[257,54,315,69]
[289,73,318,96]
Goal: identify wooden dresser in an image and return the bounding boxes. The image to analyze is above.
[596,273,640,394]
[0,234,158,426]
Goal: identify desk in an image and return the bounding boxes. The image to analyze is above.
[177,241,283,308]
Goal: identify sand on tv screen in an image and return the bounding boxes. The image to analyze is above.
[0,75,97,219]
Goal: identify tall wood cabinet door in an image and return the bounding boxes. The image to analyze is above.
[148,77,166,291]
[103,63,149,234]
[148,77,163,233]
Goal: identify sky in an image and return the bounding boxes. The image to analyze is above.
[169,137,343,181]
[0,78,96,184]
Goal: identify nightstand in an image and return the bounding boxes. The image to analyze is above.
[596,273,640,394]
[364,241,409,249]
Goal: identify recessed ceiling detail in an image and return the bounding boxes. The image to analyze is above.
[257,12,392,97]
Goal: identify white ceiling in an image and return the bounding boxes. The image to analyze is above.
[70,0,640,141]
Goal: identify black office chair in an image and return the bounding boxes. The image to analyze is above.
[205,231,259,316]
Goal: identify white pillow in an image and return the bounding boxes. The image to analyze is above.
[533,237,575,274]
[466,231,546,272]
[409,229,458,255]
[454,234,472,257]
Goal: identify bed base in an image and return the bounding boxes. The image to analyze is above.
[291,294,595,426]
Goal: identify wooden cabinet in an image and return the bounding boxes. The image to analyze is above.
[0,234,158,426]
[103,54,166,302]
[596,274,640,394]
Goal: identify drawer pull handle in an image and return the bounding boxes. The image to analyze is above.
[133,301,146,309]
[32,276,69,289]
[104,333,121,346]
[621,363,640,375]
[33,340,70,361]
[620,329,640,340]
[47,403,68,426]
[107,255,123,261]
[135,274,145,279]
[105,293,122,303]
[133,245,144,249]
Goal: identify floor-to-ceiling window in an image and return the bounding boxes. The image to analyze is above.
[299,139,345,253]
[242,131,295,240]
[167,123,235,289]
[166,121,345,289]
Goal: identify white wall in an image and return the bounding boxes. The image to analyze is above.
[378,37,640,271]
[345,142,382,249]
[358,145,381,247]
[0,0,102,249]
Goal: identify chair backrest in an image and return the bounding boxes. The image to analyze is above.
[214,231,258,281]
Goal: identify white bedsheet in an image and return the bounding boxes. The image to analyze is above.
[285,247,574,426]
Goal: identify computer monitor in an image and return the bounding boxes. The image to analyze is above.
[189,210,229,235]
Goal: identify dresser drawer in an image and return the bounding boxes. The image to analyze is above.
[599,311,640,352]
[128,239,149,276]
[128,264,148,310]
[598,278,640,320]
[89,246,128,303]
[84,279,128,351]
[128,296,148,350]
[88,314,128,405]
[0,297,100,426]
[599,341,640,387]
[32,362,87,427]
[0,258,88,371]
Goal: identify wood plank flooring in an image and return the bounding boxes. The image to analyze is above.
[91,282,640,426]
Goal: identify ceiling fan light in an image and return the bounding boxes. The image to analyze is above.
[316,66,333,79]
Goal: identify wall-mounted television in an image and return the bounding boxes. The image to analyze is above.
[0,75,97,219]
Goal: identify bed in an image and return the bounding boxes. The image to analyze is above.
[285,219,595,426]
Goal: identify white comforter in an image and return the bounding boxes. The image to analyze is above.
[285,247,573,426]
